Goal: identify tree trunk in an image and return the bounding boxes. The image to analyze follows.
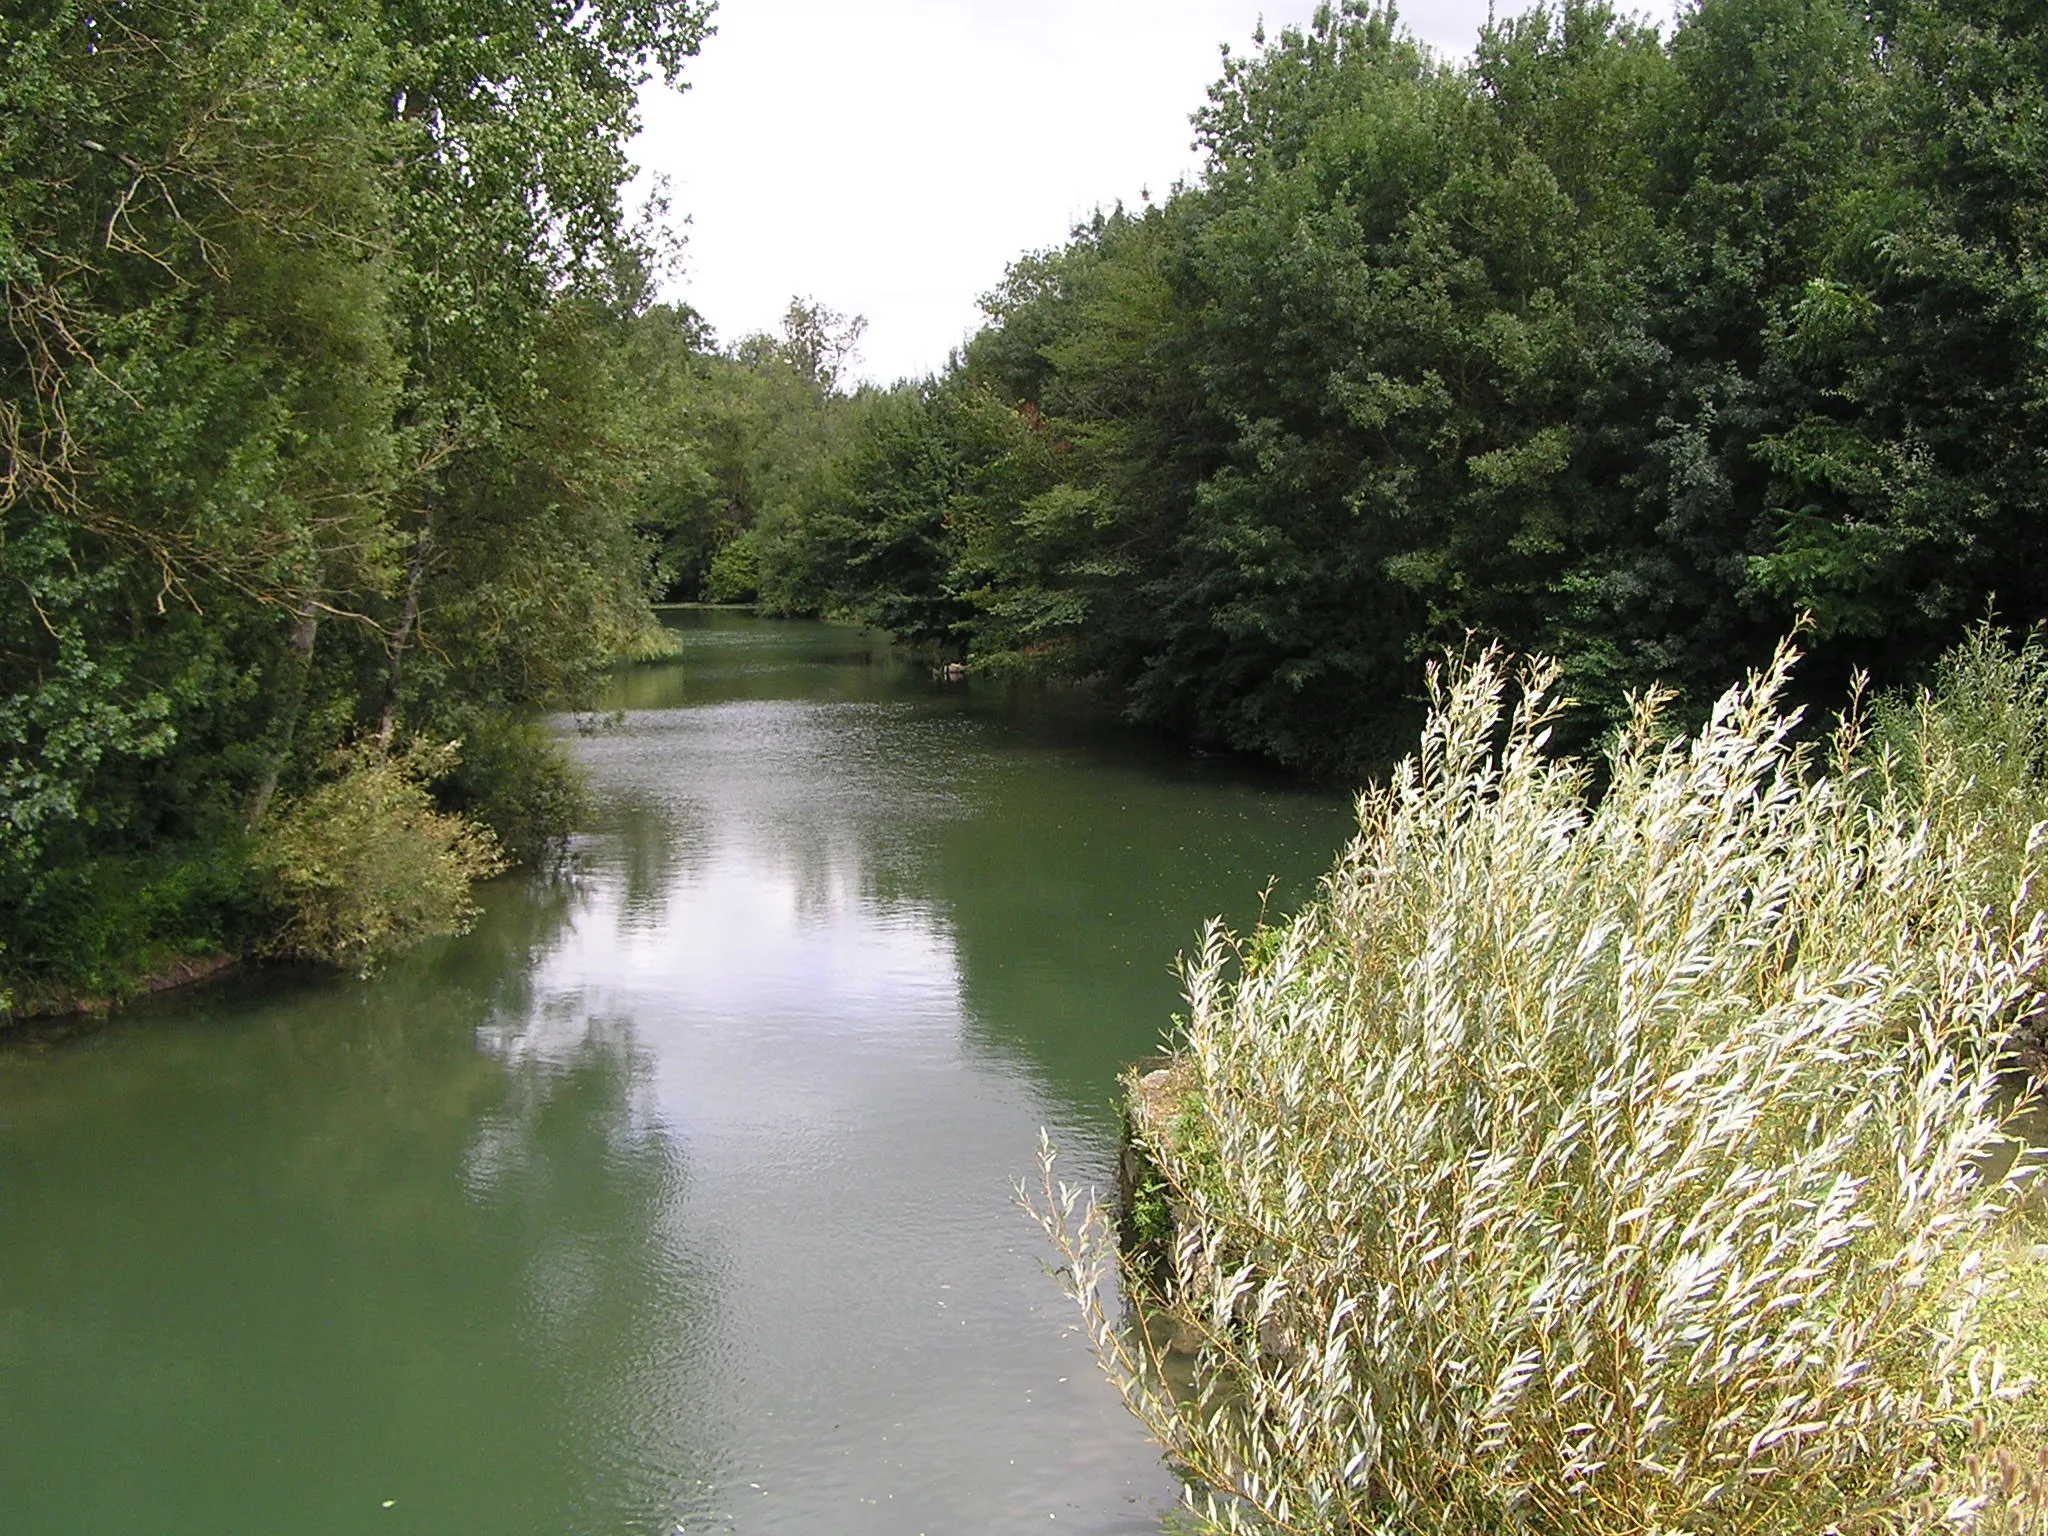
[244,579,323,829]
[377,515,433,750]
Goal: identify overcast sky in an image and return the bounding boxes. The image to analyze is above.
[631,0,1555,384]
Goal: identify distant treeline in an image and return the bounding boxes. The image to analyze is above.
[0,0,714,1001]
[681,0,2046,774]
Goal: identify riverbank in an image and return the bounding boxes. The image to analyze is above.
[2,951,241,1029]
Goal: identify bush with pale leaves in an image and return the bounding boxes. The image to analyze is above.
[257,741,505,973]
[1036,643,2043,1536]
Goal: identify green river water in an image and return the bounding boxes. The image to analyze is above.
[0,613,1354,1535]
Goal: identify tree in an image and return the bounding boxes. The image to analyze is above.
[789,0,2047,777]
[0,0,713,998]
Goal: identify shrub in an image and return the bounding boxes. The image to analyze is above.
[703,529,761,603]
[1869,620,2048,940]
[429,712,587,870]
[256,741,506,973]
[615,624,685,663]
[0,841,269,1009]
[1035,643,2043,1536]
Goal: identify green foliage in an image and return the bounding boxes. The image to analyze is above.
[429,713,589,871]
[256,743,507,974]
[1,0,711,992]
[1,0,404,884]
[1869,621,2048,935]
[756,0,2048,774]
[629,298,869,605]
[1036,642,2044,1534]
[0,845,270,1006]
[784,384,984,651]
[1126,1161,1175,1255]
[703,529,763,603]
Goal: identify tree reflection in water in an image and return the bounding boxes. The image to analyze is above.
[0,878,729,1536]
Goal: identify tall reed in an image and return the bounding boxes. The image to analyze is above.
[1036,643,2043,1535]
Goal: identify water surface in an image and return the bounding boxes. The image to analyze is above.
[0,614,1352,1535]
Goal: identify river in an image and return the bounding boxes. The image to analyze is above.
[0,613,1353,1535]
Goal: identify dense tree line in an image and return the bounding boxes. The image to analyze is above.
[628,296,870,607]
[9,0,2041,1000]
[742,0,2047,774]
[0,0,712,1001]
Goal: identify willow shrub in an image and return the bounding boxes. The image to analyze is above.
[1870,622,2048,938]
[1035,643,2044,1535]
[256,741,505,974]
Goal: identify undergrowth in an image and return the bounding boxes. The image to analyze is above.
[255,740,506,974]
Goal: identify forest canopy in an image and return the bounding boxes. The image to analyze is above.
[0,0,715,1001]
[738,0,2048,774]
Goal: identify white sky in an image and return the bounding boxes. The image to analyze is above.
[631,0,1548,385]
